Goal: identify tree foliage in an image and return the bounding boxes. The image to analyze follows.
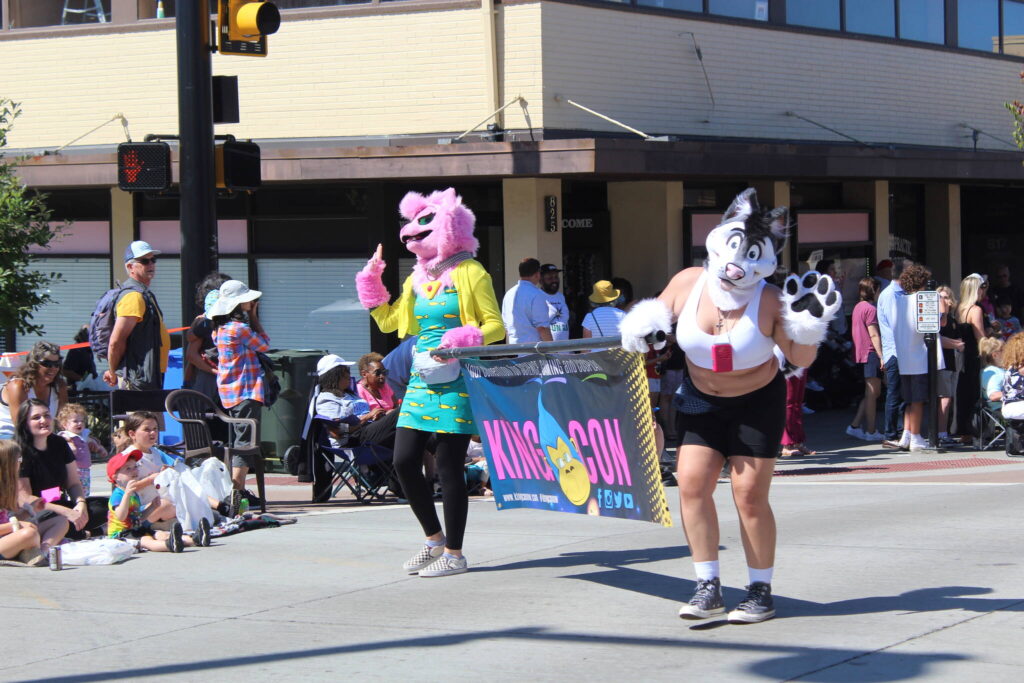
[0,99,63,337]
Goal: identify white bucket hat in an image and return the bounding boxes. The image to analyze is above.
[316,354,355,376]
[207,280,262,317]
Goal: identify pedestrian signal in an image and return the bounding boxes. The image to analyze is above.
[216,141,261,191]
[117,142,171,192]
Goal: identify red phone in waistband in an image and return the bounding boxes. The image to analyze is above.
[711,343,734,373]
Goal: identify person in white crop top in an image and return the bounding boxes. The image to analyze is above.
[619,188,842,625]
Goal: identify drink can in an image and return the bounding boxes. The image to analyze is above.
[48,546,63,571]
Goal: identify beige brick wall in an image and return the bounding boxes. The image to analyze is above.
[2,2,1019,152]
[540,2,1022,151]
[2,6,546,149]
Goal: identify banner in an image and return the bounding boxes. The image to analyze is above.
[461,348,672,527]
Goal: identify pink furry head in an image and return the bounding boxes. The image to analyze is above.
[398,188,479,270]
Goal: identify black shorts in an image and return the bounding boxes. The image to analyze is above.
[900,373,929,403]
[862,351,881,379]
[676,373,786,459]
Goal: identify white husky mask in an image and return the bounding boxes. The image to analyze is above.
[705,188,788,311]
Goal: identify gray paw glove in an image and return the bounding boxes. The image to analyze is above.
[780,272,842,346]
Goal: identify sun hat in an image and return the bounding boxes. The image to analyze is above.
[207,280,262,317]
[123,240,161,263]
[317,354,355,377]
[589,280,621,304]
[107,449,142,483]
[203,290,220,316]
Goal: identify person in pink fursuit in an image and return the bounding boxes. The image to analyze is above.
[356,188,504,578]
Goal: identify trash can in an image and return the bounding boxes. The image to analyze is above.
[260,349,325,472]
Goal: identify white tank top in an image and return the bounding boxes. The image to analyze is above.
[676,271,776,371]
[0,380,60,438]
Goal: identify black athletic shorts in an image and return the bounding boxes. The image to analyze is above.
[676,372,786,459]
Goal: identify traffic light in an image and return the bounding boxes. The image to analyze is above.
[117,142,171,192]
[219,1,280,57]
[216,141,261,191]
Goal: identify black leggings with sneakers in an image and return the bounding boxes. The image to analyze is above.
[393,428,471,551]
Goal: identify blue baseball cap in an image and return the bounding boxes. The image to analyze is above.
[124,240,161,263]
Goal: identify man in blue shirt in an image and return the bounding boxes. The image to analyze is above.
[501,258,553,344]
[876,259,908,447]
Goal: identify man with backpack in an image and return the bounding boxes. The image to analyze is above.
[99,241,170,391]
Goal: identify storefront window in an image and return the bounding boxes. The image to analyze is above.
[899,0,944,44]
[958,0,999,51]
[845,0,895,37]
[786,0,839,30]
[709,0,769,21]
[637,0,703,11]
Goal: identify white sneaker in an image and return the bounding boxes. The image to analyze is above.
[419,553,468,577]
[402,542,445,574]
[908,436,930,452]
[845,425,866,440]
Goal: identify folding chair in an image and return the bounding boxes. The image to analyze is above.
[972,398,1006,451]
[164,389,266,512]
[308,416,396,504]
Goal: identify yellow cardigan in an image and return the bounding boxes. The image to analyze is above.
[370,259,505,345]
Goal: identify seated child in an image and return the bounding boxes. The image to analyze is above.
[107,451,210,552]
[57,403,109,497]
[0,440,47,566]
[315,354,397,450]
[464,435,490,497]
[979,337,1005,404]
[993,302,1021,342]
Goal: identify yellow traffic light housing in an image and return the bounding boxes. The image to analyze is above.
[219,1,280,57]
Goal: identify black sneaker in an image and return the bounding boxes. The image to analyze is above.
[728,582,775,623]
[192,517,211,547]
[678,577,725,619]
[166,522,184,553]
[241,489,265,507]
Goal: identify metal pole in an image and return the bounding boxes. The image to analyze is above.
[176,0,218,325]
[926,278,939,450]
[433,336,624,360]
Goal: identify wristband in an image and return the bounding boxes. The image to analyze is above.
[75,497,87,505]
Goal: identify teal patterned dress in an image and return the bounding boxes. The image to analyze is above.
[398,285,476,434]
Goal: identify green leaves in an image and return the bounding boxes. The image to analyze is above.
[0,98,65,336]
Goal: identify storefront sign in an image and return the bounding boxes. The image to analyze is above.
[461,349,672,526]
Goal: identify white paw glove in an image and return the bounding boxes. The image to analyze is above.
[780,272,842,346]
[619,298,672,353]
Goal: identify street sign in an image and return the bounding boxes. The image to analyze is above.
[915,290,940,334]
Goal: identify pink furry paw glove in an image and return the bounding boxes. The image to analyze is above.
[438,325,483,350]
[355,244,391,309]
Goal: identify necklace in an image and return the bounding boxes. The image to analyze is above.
[426,251,473,280]
[714,307,736,334]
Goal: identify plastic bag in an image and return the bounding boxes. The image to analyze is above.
[195,457,233,503]
[154,464,214,534]
[59,538,137,566]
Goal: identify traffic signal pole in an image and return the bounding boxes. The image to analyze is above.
[176,0,218,324]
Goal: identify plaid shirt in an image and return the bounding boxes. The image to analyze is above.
[215,321,270,409]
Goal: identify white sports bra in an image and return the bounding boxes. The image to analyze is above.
[676,271,776,371]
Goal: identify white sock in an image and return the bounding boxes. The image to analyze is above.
[426,537,445,548]
[694,560,720,581]
[899,432,911,446]
[910,433,927,445]
[749,566,773,585]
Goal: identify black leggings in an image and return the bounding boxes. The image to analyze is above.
[393,428,470,551]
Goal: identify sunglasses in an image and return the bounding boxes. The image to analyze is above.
[372,368,388,377]
[134,257,158,265]
[39,358,62,368]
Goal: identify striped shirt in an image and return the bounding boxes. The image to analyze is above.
[582,306,625,337]
[215,321,271,409]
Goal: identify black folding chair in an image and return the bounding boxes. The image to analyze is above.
[308,416,396,504]
[164,389,266,512]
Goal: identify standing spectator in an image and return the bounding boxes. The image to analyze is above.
[952,273,988,439]
[873,258,894,291]
[657,335,686,442]
[581,281,626,338]
[989,264,1024,322]
[847,277,883,441]
[382,336,417,401]
[877,259,908,447]
[209,280,270,506]
[184,271,232,406]
[501,258,552,344]
[102,241,170,390]
[62,325,98,393]
[16,399,105,544]
[937,285,965,445]
[611,277,635,312]
[539,263,570,340]
[0,341,68,440]
[892,264,942,451]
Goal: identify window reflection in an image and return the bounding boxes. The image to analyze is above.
[638,0,702,11]
[845,0,895,37]
[709,0,769,21]
[958,0,999,51]
[786,0,839,30]
[899,0,944,44]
